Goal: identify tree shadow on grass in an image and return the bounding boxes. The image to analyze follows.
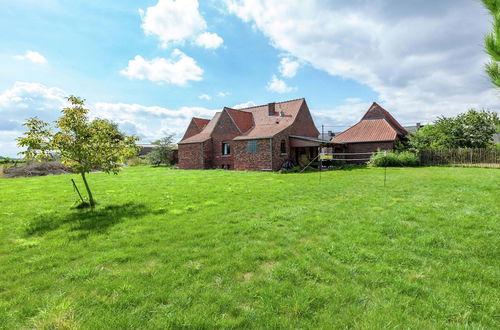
[25,202,156,239]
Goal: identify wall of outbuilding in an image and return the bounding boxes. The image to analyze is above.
[178,143,203,169]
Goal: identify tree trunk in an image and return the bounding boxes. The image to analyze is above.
[81,172,95,208]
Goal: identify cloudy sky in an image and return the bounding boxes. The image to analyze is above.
[1,0,498,157]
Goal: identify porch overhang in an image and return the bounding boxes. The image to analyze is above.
[289,135,335,147]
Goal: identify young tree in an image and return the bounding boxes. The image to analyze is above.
[147,136,175,166]
[17,96,139,208]
[17,117,54,162]
[483,0,500,87]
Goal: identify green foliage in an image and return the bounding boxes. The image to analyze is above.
[17,95,139,207]
[146,136,175,166]
[279,165,301,173]
[53,96,138,175]
[370,151,419,167]
[0,167,498,328]
[0,157,20,164]
[483,0,500,87]
[126,156,149,166]
[16,117,54,161]
[408,109,499,150]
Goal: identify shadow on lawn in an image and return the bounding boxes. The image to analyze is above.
[25,202,156,238]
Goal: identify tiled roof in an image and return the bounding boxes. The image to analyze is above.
[192,117,210,130]
[233,98,305,140]
[332,119,398,143]
[362,102,408,135]
[180,112,222,144]
[332,102,407,143]
[179,98,311,144]
[224,107,253,133]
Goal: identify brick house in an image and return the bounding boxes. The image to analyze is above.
[178,98,321,171]
[331,102,408,157]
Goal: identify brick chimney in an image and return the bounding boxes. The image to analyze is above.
[268,102,276,116]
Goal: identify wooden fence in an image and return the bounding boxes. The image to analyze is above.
[419,148,500,168]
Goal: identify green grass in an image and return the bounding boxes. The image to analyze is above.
[0,166,499,328]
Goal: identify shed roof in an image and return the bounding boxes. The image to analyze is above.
[332,119,398,143]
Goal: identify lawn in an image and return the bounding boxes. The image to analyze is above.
[0,166,498,328]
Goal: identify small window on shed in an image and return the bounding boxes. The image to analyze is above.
[247,141,258,153]
[222,142,230,155]
[280,140,286,154]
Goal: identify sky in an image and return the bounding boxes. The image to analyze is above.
[0,0,499,157]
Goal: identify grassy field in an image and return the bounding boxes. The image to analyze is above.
[0,166,498,328]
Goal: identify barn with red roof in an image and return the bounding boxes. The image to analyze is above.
[332,102,408,157]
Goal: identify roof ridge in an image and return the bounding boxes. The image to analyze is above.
[232,98,305,111]
[362,102,407,135]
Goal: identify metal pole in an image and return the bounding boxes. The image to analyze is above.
[383,151,387,188]
[319,125,323,184]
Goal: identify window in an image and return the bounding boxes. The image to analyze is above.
[247,141,258,153]
[280,140,286,154]
[222,142,230,155]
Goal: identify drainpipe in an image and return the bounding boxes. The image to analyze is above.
[269,138,273,170]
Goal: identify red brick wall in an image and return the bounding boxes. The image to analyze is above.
[290,101,320,137]
[232,130,292,171]
[178,143,203,169]
[202,140,213,169]
[270,129,292,171]
[233,139,272,171]
[181,119,202,140]
[211,110,241,170]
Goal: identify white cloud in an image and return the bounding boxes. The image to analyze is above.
[232,101,256,109]
[93,102,217,142]
[0,82,68,157]
[121,49,203,85]
[218,91,229,97]
[139,0,223,50]
[345,97,362,104]
[199,94,211,100]
[225,0,500,123]
[267,75,296,93]
[0,82,220,157]
[195,32,224,49]
[139,0,206,48]
[279,57,299,78]
[13,51,47,64]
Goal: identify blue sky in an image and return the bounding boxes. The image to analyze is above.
[0,0,498,157]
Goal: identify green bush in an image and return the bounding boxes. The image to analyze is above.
[370,151,419,167]
[279,165,301,174]
[126,156,149,166]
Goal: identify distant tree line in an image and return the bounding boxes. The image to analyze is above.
[407,109,499,151]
